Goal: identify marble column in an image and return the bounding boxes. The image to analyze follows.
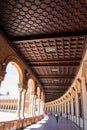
[76,89,79,126]
[33,95,37,116]
[33,95,35,116]
[37,98,40,115]
[40,100,44,114]
[30,94,35,116]
[21,88,26,118]
[17,87,23,119]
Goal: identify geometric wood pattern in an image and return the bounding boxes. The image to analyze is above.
[0,0,87,37]
[12,36,87,102]
[0,0,87,102]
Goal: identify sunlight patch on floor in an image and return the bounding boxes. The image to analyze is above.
[24,115,49,130]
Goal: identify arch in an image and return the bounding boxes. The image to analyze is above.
[76,79,82,93]
[2,55,23,85]
[28,78,35,94]
[71,87,76,97]
[0,61,22,95]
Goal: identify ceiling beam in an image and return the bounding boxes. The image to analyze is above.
[45,95,62,97]
[43,83,71,86]
[10,30,87,42]
[28,59,81,63]
[44,87,68,90]
[45,91,65,93]
[45,94,63,96]
[44,88,68,91]
[45,98,61,102]
[37,75,75,79]
[28,59,80,67]
[28,63,80,67]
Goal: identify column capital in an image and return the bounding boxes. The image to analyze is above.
[18,86,23,92]
[18,83,23,88]
[22,88,27,94]
[31,91,35,95]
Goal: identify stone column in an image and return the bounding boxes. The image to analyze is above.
[34,95,37,116]
[56,104,58,113]
[67,100,70,119]
[37,98,40,115]
[53,105,55,113]
[33,95,36,116]
[55,104,56,113]
[61,103,63,114]
[71,95,73,121]
[39,99,41,114]
[17,87,23,119]
[42,101,45,114]
[75,88,79,126]
[21,88,26,118]
[51,105,52,112]
[30,94,35,116]
[65,102,66,117]
[44,104,46,112]
[40,100,44,114]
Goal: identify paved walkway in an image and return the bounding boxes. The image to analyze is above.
[23,115,80,130]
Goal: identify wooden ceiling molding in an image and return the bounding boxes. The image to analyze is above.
[0,0,87,102]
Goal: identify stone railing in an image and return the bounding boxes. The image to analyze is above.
[0,115,44,130]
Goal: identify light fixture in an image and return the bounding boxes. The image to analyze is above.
[51,68,59,72]
[53,79,59,82]
[45,47,56,53]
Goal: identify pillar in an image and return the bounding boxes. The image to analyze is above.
[36,97,40,115]
[42,100,44,114]
[71,94,74,121]
[21,88,26,118]
[76,88,79,126]
[32,94,35,116]
[39,99,42,114]
[17,87,23,119]
[30,93,36,116]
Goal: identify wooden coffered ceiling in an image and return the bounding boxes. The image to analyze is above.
[0,0,87,102]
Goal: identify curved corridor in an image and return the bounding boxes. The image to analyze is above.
[0,0,87,130]
[24,115,80,130]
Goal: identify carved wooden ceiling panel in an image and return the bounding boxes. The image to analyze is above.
[0,0,87,37]
[12,36,86,102]
[0,0,87,102]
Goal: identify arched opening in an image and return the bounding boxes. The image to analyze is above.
[0,62,19,95]
[0,62,22,122]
